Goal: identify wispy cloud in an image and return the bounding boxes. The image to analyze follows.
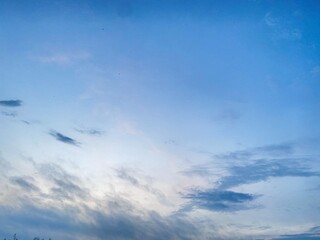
[213,108,241,122]
[10,176,40,192]
[116,168,168,203]
[0,162,199,240]
[34,52,90,65]
[183,189,259,212]
[0,100,22,107]
[264,12,302,41]
[272,226,320,239]
[216,158,320,190]
[215,143,294,160]
[49,131,80,146]
[39,163,89,201]
[180,142,320,212]
[181,164,212,177]
[0,200,198,240]
[1,111,17,117]
[75,128,103,136]
[0,153,11,173]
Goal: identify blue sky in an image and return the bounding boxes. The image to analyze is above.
[1,1,320,239]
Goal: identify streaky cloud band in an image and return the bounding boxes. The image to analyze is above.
[0,100,22,107]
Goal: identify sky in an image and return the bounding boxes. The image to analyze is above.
[0,0,320,239]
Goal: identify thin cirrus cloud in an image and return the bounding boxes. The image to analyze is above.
[0,100,22,107]
[34,52,91,65]
[272,226,320,239]
[49,131,80,146]
[216,158,320,190]
[1,111,17,117]
[75,128,103,136]
[182,189,259,212]
[214,143,295,161]
[264,12,302,41]
[116,168,168,203]
[38,163,89,201]
[10,176,40,193]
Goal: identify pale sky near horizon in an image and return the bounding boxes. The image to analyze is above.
[1,1,320,239]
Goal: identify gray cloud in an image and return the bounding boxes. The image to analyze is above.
[10,176,40,192]
[182,189,259,212]
[0,162,194,239]
[180,164,212,177]
[272,226,320,239]
[1,111,17,117]
[75,128,103,136]
[49,131,80,146]
[0,153,11,174]
[0,189,198,240]
[39,163,89,201]
[21,120,31,125]
[217,158,320,190]
[116,168,169,204]
[213,108,241,122]
[215,143,294,161]
[0,100,22,107]
[180,142,320,213]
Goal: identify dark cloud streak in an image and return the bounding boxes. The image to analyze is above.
[1,111,17,117]
[10,176,40,192]
[183,189,259,212]
[49,131,80,146]
[217,158,320,190]
[0,100,22,107]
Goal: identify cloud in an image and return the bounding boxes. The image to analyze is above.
[0,200,199,240]
[21,120,31,125]
[215,143,294,160]
[182,189,259,212]
[0,100,22,107]
[10,176,40,192]
[272,226,320,239]
[116,168,168,204]
[264,12,302,41]
[75,128,103,136]
[38,163,89,201]
[34,52,90,65]
[184,143,296,178]
[180,142,320,212]
[0,153,11,174]
[180,164,212,177]
[1,111,17,117]
[216,158,320,190]
[213,109,241,122]
[0,162,199,240]
[49,131,80,146]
